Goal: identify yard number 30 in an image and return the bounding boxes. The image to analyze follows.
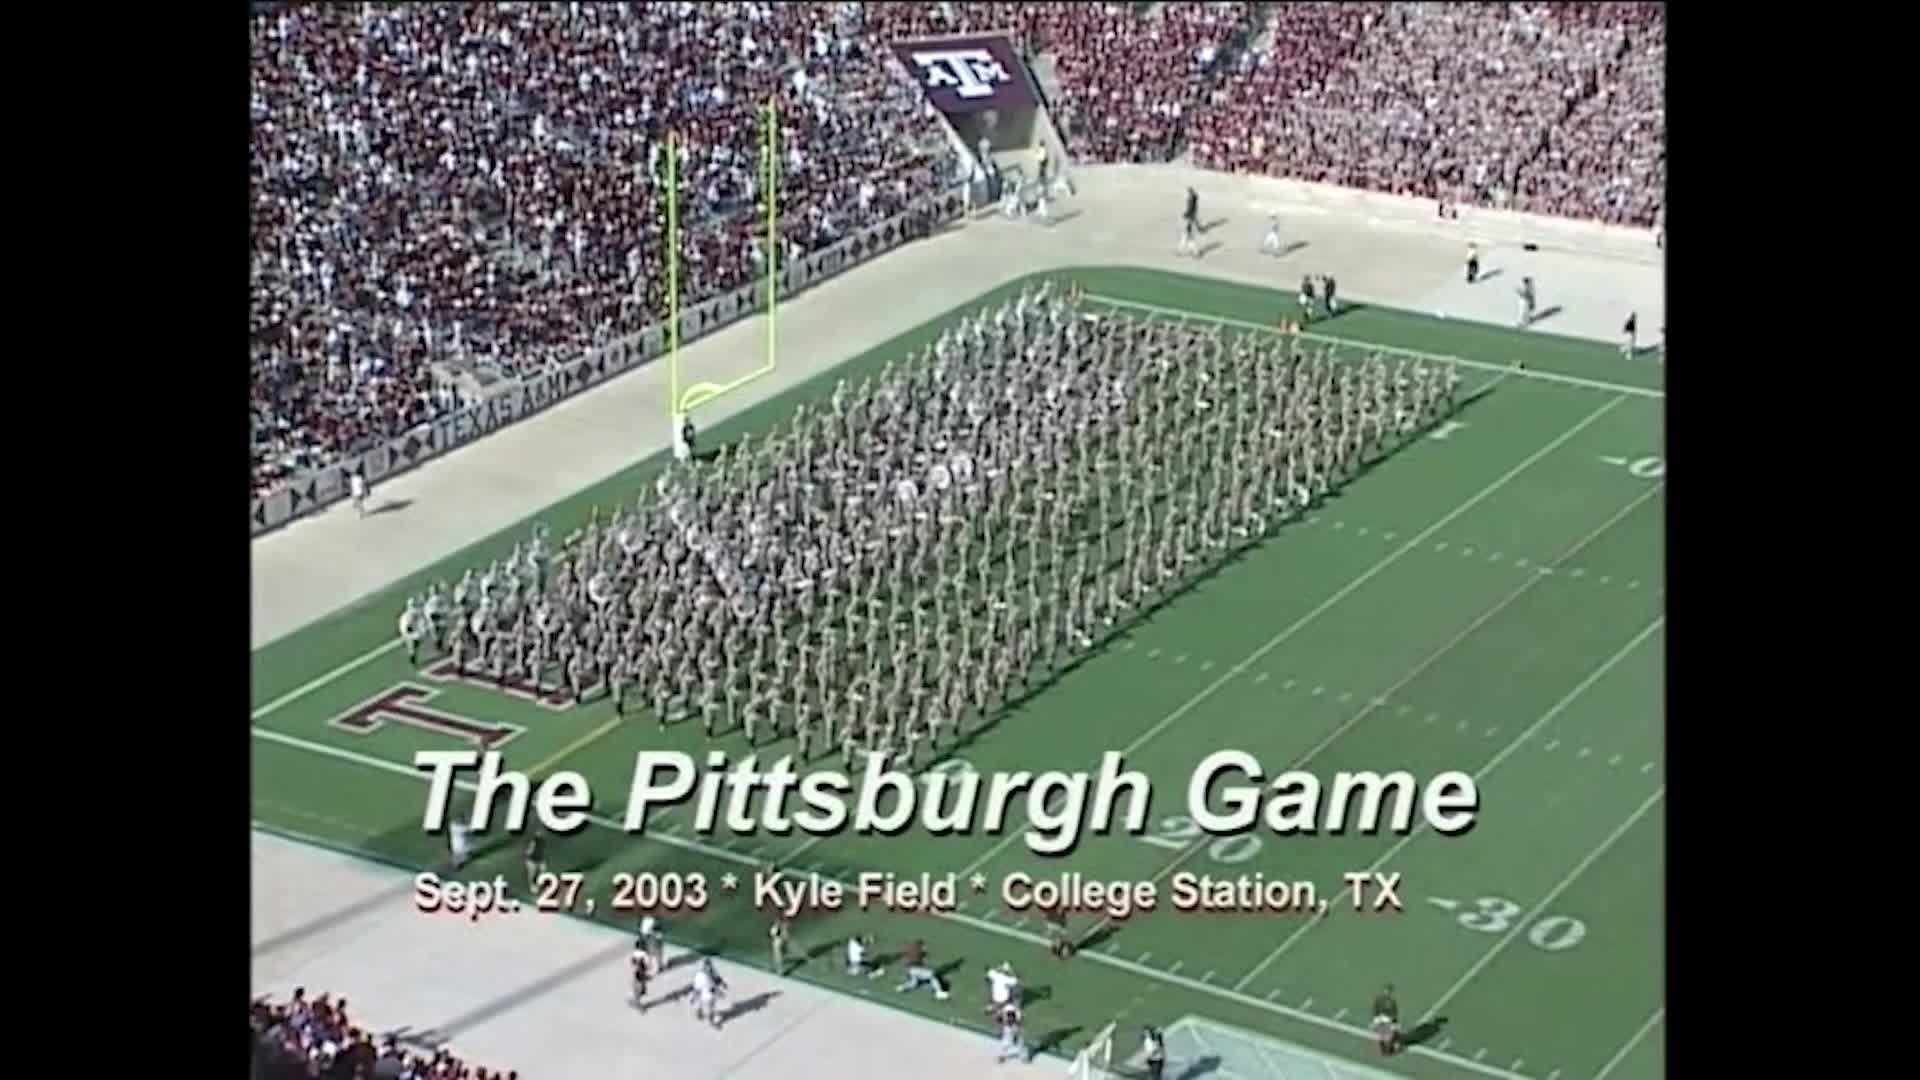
[1457,896,1588,952]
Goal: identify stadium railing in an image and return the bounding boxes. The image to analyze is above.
[250,184,970,538]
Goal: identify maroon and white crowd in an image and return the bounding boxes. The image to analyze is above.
[251,989,518,1080]
[250,2,959,495]
[1187,2,1665,226]
[250,2,1664,498]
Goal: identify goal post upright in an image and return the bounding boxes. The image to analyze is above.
[665,129,681,427]
[765,95,778,380]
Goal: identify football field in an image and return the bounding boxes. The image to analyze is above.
[251,266,1665,1080]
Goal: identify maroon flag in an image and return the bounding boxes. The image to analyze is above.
[890,34,1039,115]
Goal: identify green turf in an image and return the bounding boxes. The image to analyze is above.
[252,267,1665,1080]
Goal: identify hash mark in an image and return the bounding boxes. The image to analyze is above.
[1425,713,1439,724]
[1173,654,1189,665]
[1608,754,1623,766]
[1627,579,1641,589]
[1641,761,1655,774]
[1489,551,1503,562]
[1333,1007,1348,1021]
[1199,660,1216,672]
[1461,546,1476,557]
[1474,1048,1487,1062]
[1137,952,1153,965]
[1547,1070,1562,1080]
[1397,704,1412,716]
[1456,718,1470,731]
[1512,1061,1525,1073]
[1513,557,1530,568]
[1577,747,1593,758]
[1306,516,1320,526]
[1283,679,1298,691]
[1569,568,1585,579]
[1435,542,1449,552]
[1266,989,1281,1001]
[1372,696,1389,708]
[1167,960,1184,975]
[1338,691,1353,703]
[1254,672,1271,683]
[1485,726,1499,738]
[1544,739,1561,751]
[1120,639,1136,651]
[1537,566,1555,576]
[1146,648,1162,660]
[1382,531,1398,541]
[1438,1037,1453,1051]
[1301,996,1315,1010]
[1598,575,1613,585]
[1332,520,1345,530]
[1355,526,1370,537]
[1311,685,1325,696]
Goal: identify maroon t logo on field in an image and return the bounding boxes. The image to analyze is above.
[330,685,520,748]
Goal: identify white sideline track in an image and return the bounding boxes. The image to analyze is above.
[251,829,1062,1080]
[251,162,1664,1078]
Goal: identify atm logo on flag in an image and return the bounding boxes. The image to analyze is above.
[890,35,1038,114]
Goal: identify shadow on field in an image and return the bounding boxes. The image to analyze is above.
[1032,1024,1079,1057]
[1402,1016,1449,1049]
[1174,1056,1225,1079]
[720,990,781,1023]
[1307,301,1369,324]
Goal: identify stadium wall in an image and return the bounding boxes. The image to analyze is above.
[250,186,969,537]
[1233,171,1660,265]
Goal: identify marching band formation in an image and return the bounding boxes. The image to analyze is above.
[397,281,1463,765]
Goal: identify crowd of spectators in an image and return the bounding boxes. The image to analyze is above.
[249,2,1667,500]
[864,2,1252,164]
[251,990,517,1079]
[250,2,959,495]
[1187,2,1665,227]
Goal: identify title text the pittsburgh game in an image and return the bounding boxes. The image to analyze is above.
[416,749,1480,853]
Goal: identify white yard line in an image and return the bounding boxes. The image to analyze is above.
[1427,786,1665,1017]
[956,393,1623,882]
[248,724,1528,1080]
[252,639,404,721]
[1231,600,1665,989]
[1236,614,1663,988]
[1085,293,1664,400]
[1591,1007,1664,1080]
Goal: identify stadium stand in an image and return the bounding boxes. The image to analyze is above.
[1187,3,1665,226]
[249,2,1665,500]
[251,990,519,1079]
[250,2,960,495]
[864,2,1254,164]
